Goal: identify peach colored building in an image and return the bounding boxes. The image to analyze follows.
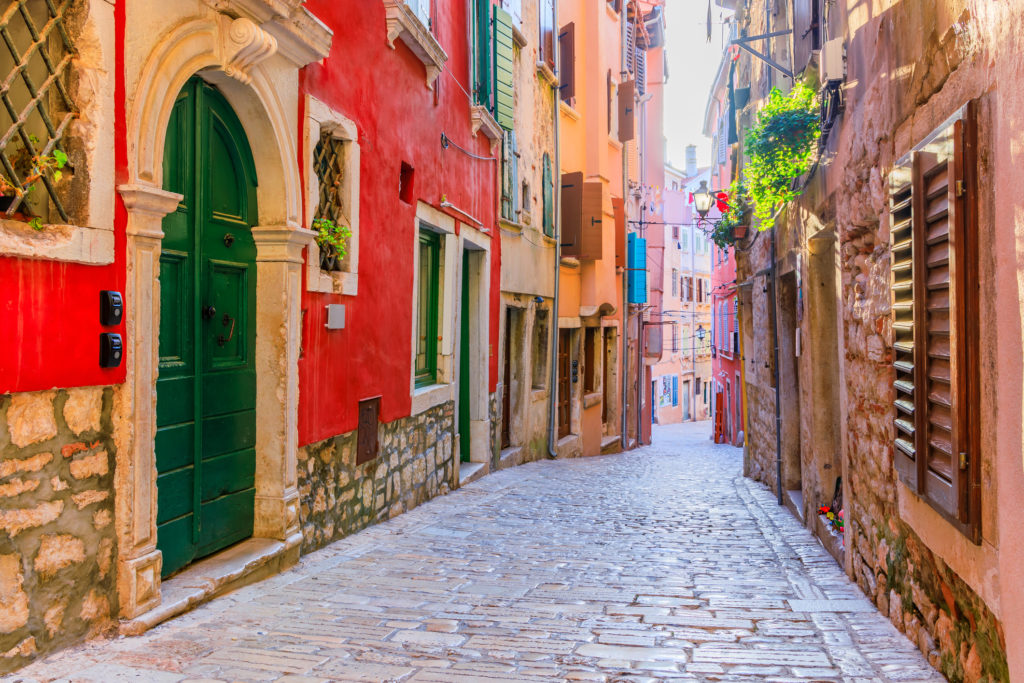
[555,0,664,455]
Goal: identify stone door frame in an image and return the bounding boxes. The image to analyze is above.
[113,10,327,620]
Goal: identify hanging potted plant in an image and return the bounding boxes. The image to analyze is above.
[313,217,352,272]
[710,179,750,250]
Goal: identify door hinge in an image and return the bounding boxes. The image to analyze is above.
[956,180,966,197]
[959,451,968,471]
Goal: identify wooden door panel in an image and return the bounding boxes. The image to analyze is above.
[157,76,258,578]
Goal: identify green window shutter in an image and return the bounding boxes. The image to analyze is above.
[415,229,441,387]
[474,0,492,108]
[493,7,515,130]
[542,152,554,237]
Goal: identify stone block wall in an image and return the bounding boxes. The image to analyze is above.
[296,401,457,555]
[0,388,117,674]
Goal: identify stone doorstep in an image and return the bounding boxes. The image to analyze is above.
[119,535,301,636]
[498,446,521,467]
[600,434,622,453]
[785,487,805,523]
[458,461,488,487]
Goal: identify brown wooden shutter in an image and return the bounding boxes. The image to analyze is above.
[792,0,814,75]
[560,171,583,257]
[892,102,981,540]
[558,23,575,103]
[580,181,605,261]
[613,197,626,267]
[890,159,917,490]
[618,79,635,143]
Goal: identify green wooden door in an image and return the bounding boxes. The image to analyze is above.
[459,251,471,463]
[156,77,259,578]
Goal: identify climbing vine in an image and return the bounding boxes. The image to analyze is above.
[741,82,820,231]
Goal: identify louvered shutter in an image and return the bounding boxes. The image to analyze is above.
[890,103,980,537]
[890,159,917,488]
[558,23,576,103]
[474,0,492,108]
[625,21,635,73]
[635,47,647,96]
[494,7,515,130]
[542,153,554,237]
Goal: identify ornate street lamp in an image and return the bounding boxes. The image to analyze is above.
[696,325,706,341]
[693,180,715,219]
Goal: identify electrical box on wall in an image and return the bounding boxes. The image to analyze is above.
[820,38,845,84]
[325,304,345,330]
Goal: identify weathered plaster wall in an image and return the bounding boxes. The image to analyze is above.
[296,402,456,555]
[0,388,117,674]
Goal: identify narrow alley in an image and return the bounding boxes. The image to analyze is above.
[10,424,942,683]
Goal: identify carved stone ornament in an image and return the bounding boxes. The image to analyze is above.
[220,16,278,84]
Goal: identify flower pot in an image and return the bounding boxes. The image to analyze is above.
[733,224,749,240]
[319,243,339,271]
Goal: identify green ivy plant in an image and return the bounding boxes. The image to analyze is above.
[312,217,352,259]
[743,82,820,230]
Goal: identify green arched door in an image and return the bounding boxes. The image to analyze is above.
[155,76,259,577]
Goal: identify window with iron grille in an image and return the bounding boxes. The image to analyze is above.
[0,0,79,225]
[313,130,347,271]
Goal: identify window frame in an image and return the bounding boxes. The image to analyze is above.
[304,96,360,295]
[889,101,981,543]
[414,228,442,388]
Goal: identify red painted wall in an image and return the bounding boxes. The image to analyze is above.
[298,0,500,446]
[0,5,128,396]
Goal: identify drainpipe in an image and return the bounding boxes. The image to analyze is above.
[547,0,562,459]
[619,0,630,450]
[770,225,783,505]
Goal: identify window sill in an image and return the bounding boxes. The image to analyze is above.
[583,391,602,409]
[536,61,557,87]
[607,135,623,151]
[305,242,358,296]
[383,0,448,89]
[470,105,502,152]
[0,218,114,265]
[560,256,580,268]
[559,100,581,121]
[531,388,548,401]
[511,24,527,48]
[411,382,454,415]
[605,2,622,22]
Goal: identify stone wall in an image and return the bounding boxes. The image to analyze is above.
[0,388,117,674]
[296,401,456,555]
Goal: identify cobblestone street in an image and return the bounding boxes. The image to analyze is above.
[8,423,943,682]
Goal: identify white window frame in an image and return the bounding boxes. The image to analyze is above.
[304,95,360,296]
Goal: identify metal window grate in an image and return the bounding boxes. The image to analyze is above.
[313,130,345,271]
[0,0,77,221]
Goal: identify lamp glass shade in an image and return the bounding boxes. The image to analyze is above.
[693,180,714,217]
[696,325,706,341]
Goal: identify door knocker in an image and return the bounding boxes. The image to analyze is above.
[217,313,235,347]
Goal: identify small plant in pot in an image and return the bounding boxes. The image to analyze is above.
[313,217,352,272]
[0,142,71,230]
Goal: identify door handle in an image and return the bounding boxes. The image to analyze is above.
[217,313,235,347]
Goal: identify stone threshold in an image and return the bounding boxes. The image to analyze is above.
[458,461,488,487]
[120,535,301,636]
[784,487,805,523]
[498,445,521,468]
[600,434,622,453]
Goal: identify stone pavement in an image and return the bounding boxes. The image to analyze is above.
[7,422,944,682]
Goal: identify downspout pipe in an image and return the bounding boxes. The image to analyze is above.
[547,0,562,459]
[620,0,630,450]
[770,225,783,505]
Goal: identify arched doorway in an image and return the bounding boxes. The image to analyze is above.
[155,76,259,577]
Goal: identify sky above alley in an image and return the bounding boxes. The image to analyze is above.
[663,0,734,171]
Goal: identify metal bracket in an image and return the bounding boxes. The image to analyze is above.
[731,30,794,80]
